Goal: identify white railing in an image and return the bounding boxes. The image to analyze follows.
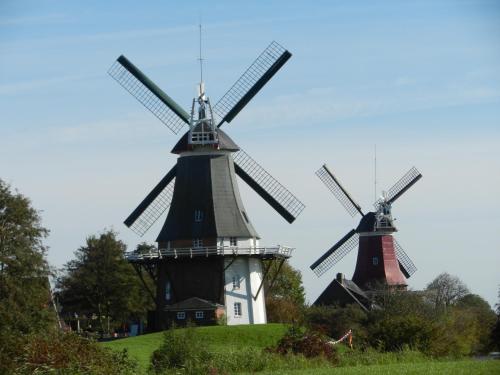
[125,245,293,261]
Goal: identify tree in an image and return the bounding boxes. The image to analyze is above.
[492,286,500,350]
[455,294,497,353]
[57,231,153,334]
[425,272,469,309]
[0,179,54,371]
[264,260,306,323]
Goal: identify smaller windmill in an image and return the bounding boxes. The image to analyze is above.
[310,164,422,298]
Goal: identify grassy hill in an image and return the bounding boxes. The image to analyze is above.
[102,323,288,372]
[102,324,500,374]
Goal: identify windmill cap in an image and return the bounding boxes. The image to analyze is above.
[171,128,240,154]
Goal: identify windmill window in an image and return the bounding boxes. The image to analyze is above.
[165,281,171,301]
[234,302,242,317]
[195,311,204,319]
[230,237,238,246]
[372,257,379,266]
[232,275,240,289]
[194,210,204,222]
[176,312,186,320]
[193,239,203,248]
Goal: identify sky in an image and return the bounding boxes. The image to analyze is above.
[1,0,499,307]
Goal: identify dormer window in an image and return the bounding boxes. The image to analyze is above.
[194,210,204,222]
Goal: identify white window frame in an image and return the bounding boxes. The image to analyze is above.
[195,311,204,319]
[234,302,242,317]
[194,210,204,222]
[229,237,238,247]
[232,275,240,290]
[193,238,203,248]
[176,312,186,320]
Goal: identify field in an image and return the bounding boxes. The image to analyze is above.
[102,324,500,374]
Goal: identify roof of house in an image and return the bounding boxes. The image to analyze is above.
[164,297,224,312]
[313,276,370,311]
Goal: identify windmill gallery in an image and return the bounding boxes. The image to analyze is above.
[108,41,421,330]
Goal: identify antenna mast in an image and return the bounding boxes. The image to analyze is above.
[198,22,203,84]
[374,144,377,201]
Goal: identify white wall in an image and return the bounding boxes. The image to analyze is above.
[223,256,266,325]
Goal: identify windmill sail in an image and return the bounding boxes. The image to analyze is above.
[108,55,190,134]
[233,149,305,223]
[394,238,417,278]
[316,165,363,217]
[310,229,359,277]
[375,166,422,206]
[124,166,177,236]
[213,41,291,126]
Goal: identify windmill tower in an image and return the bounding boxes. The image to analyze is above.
[310,164,421,306]
[108,41,305,328]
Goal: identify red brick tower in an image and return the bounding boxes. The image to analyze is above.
[311,165,422,301]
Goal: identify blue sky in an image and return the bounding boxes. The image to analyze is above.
[1,1,499,306]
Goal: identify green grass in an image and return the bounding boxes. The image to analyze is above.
[245,360,500,374]
[101,323,288,372]
[102,324,500,374]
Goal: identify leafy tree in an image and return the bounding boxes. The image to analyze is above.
[492,286,500,350]
[455,294,496,353]
[425,272,469,309]
[0,179,54,372]
[264,260,306,323]
[56,231,153,334]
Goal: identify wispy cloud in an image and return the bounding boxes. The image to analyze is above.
[0,74,97,96]
[0,13,70,27]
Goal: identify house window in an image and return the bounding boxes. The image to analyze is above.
[372,257,379,266]
[195,311,204,319]
[177,312,186,320]
[194,210,204,222]
[232,275,240,289]
[193,238,203,248]
[229,237,237,246]
[234,302,242,317]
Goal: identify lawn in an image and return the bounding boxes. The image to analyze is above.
[246,360,500,374]
[101,323,288,372]
[102,324,500,374]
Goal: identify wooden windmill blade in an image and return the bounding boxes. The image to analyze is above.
[316,164,364,217]
[232,149,305,223]
[310,229,359,277]
[393,238,418,278]
[375,166,422,207]
[213,41,292,127]
[108,55,190,134]
[124,165,177,236]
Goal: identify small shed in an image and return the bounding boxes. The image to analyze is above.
[162,297,225,326]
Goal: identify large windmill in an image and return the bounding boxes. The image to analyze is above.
[310,164,421,306]
[108,41,304,328]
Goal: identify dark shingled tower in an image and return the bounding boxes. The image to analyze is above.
[108,41,305,329]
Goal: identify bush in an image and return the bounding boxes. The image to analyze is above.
[267,325,338,362]
[150,326,213,374]
[306,304,369,348]
[367,314,435,352]
[4,331,137,374]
